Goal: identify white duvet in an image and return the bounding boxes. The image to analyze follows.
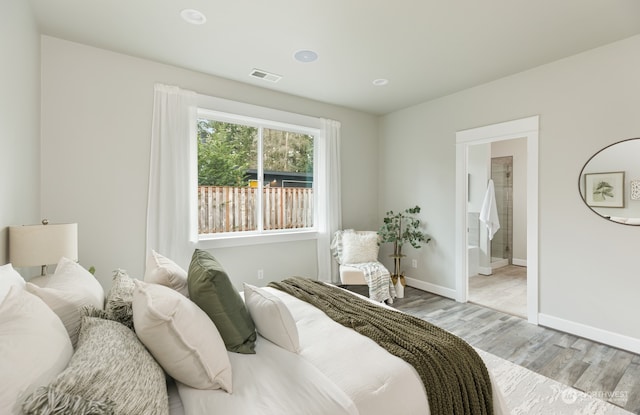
[176,287,507,415]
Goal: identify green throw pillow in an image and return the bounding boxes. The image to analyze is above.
[188,249,256,354]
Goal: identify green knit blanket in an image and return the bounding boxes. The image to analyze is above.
[269,277,493,415]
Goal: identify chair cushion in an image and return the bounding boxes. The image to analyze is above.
[339,265,368,285]
[341,230,380,264]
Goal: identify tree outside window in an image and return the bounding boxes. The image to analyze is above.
[197,116,315,235]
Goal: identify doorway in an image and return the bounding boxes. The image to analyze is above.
[467,147,525,318]
[455,116,539,324]
[490,156,513,267]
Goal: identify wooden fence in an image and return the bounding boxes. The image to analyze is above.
[198,186,314,234]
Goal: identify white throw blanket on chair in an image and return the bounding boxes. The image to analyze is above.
[349,262,396,304]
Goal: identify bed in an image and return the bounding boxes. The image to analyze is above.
[177,283,507,415]
[1,250,508,415]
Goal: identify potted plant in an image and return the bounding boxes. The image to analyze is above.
[378,206,430,293]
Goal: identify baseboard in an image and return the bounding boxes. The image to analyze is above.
[512,258,527,267]
[491,258,509,268]
[538,313,640,355]
[405,277,457,300]
[479,260,526,273]
[478,266,492,275]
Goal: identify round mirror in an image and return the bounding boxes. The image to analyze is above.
[578,138,640,225]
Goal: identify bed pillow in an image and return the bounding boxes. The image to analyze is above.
[0,263,25,303]
[188,249,256,354]
[104,269,136,329]
[33,257,104,306]
[144,250,189,297]
[25,257,104,347]
[244,283,300,353]
[22,316,168,415]
[341,230,380,264]
[132,280,232,392]
[1,286,73,415]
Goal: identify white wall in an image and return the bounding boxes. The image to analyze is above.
[467,143,490,269]
[40,36,379,290]
[0,0,41,265]
[379,35,640,342]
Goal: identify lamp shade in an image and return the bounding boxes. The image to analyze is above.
[9,223,78,267]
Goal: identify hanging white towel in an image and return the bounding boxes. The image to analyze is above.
[479,179,500,240]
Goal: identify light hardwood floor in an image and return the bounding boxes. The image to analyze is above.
[347,285,640,414]
[468,265,527,318]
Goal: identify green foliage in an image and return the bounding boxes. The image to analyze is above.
[263,128,313,173]
[378,206,430,257]
[197,120,256,186]
[197,120,314,186]
[593,181,614,201]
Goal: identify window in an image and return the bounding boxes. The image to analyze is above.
[196,109,317,239]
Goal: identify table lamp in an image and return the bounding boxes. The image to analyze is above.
[9,219,78,276]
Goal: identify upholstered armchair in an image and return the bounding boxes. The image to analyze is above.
[330,230,396,303]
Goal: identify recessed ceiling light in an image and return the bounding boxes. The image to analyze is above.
[180,9,207,25]
[372,78,389,86]
[294,50,318,63]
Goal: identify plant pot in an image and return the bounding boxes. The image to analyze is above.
[395,278,405,298]
[392,274,405,298]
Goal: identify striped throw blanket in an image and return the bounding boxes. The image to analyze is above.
[348,261,396,303]
[269,277,494,415]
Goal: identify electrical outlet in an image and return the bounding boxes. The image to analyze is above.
[257,269,264,280]
[411,259,418,268]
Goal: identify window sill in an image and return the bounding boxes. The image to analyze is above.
[196,230,318,249]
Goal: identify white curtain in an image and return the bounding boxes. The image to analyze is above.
[146,84,198,270]
[316,118,342,283]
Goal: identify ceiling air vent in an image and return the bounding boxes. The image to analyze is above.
[250,68,282,83]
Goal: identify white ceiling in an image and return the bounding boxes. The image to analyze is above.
[28,0,640,115]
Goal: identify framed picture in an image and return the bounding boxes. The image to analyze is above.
[584,171,625,208]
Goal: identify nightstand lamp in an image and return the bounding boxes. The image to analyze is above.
[9,220,78,276]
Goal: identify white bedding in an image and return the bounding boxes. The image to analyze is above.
[177,287,508,415]
[168,378,185,415]
[176,332,357,415]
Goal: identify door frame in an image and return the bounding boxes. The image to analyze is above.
[455,116,539,324]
